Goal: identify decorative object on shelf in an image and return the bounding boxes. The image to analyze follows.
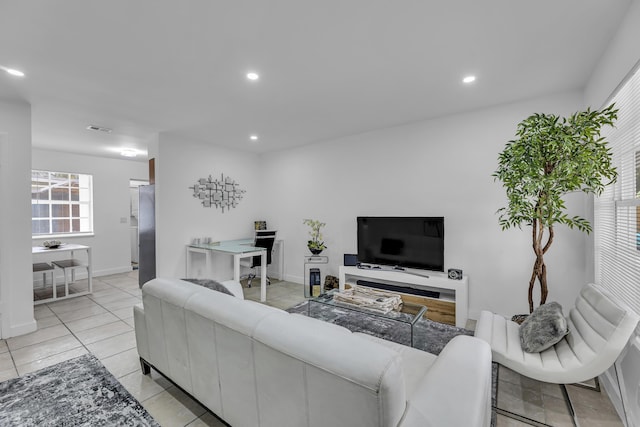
[303,218,327,254]
[324,275,339,291]
[42,240,62,249]
[493,104,618,313]
[333,285,402,314]
[447,268,463,280]
[189,173,246,212]
[254,221,267,230]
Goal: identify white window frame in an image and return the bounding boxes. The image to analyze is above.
[594,63,640,315]
[31,169,94,238]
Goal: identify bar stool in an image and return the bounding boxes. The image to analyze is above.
[33,262,56,304]
[51,259,89,298]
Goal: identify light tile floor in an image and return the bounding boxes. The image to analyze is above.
[0,271,624,426]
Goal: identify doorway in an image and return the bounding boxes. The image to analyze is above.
[129,179,149,269]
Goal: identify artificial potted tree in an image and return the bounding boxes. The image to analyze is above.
[493,104,618,314]
[303,219,327,255]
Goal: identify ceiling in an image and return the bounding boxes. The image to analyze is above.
[0,0,633,160]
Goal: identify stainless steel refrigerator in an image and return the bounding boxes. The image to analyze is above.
[138,184,156,287]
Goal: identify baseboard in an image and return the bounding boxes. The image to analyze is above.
[2,317,37,339]
[93,266,134,277]
[284,273,303,284]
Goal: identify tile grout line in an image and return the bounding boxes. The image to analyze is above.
[10,278,139,376]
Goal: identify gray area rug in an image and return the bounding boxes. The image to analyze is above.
[288,300,498,427]
[0,354,159,427]
[288,299,474,354]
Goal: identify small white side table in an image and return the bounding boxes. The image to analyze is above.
[304,255,328,297]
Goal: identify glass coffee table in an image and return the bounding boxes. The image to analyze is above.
[307,290,427,347]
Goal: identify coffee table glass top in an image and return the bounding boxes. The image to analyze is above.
[307,289,427,347]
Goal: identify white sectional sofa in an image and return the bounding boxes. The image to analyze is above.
[134,277,493,427]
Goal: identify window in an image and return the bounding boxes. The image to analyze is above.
[31,170,93,236]
[594,64,640,314]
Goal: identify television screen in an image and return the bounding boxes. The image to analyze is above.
[357,217,444,271]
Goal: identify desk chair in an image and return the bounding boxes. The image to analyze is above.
[241,230,276,287]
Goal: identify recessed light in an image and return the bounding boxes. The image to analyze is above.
[0,66,25,77]
[249,135,259,141]
[6,68,25,77]
[120,149,138,157]
[86,125,113,133]
[246,72,259,81]
[463,75,476,84]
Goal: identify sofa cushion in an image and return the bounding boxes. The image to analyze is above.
[404,335,492,427]
[252,312,407,427]
[355,333,436,397]
[182,278,234,296]
[520,302,569,353]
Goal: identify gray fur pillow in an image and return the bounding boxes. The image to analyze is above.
[519,302,569,353]
[182,278,234,296]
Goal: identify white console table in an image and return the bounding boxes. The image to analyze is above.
[339,266,468,328]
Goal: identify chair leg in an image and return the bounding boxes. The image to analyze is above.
[494,407,553,427]
[493,364,587,427]
[560,384,581,427]
[496,383,585,427]
[140,357,151,375]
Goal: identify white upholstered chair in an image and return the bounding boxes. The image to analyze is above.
[475,282,639,424]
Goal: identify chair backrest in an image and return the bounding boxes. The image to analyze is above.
[255,229,275,238]
[251,231,276,267]
[564,283,640,380]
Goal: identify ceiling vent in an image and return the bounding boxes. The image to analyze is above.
[86,125,112,133]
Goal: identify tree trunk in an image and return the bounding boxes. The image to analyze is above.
[528,221,553,313]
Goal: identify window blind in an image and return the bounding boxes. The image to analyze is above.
[594,64,640,314]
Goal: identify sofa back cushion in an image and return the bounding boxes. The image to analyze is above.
[140,278,408,427]
[184,288,283,426]
[253,313,407,427]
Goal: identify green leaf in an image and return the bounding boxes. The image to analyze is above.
[493,104,617,237]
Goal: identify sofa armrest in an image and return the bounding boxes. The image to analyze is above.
[220,280,245,299]
[402,335,492,427]
[133,304,150,361]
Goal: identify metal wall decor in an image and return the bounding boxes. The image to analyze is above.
[189,173,246,212]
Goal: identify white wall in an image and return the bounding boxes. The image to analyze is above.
[585,0,640,109]
[0,99,36,339]
[259,91,588,319]
[31,149,148,278]
[155,134,263,279]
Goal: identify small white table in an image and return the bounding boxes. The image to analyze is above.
[32,243,93,304]
[186,239,269,302]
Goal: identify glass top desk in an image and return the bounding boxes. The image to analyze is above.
[186,238,268,302]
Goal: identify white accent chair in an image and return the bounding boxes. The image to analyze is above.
[475,283,639,424]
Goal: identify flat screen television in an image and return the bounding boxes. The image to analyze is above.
[357,216,444,272]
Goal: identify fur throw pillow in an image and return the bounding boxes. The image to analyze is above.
[519,302,569,353]
[182,278,234,296]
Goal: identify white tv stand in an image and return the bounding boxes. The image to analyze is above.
[338,266,468,328]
